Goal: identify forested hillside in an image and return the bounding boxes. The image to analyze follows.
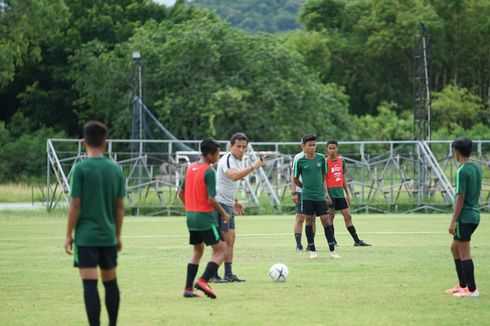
[1,0,489,181]
[192,0,304,33]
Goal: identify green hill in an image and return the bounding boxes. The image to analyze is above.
[191,0,304,33]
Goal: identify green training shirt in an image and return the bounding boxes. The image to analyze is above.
[293,153,326,201]
[70,157,126,246]
[180,168,217,231]
[455,162,482,224]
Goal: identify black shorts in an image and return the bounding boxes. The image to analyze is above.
[189,225,224,246]
[75,246,118,269]
[294,192,303,214]
[454,222,478,242]
[302,200,328,216]
[329,197,349,211]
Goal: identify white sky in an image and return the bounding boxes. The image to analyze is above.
[153,0,177,6]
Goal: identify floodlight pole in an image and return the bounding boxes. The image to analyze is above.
[420,22,431,140]
[132,51,144,155]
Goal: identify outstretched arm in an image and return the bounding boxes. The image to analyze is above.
[225,159,265,181]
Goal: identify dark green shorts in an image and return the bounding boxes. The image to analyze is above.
[454,222,478,242]
[189,225,223,246]
[74,246,118,269]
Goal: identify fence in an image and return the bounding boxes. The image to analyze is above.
[46,139,490,214]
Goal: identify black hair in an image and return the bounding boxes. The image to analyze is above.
[200,138,221,156]
[302,133,317,144]
[452,138,472,157]
[83,121,108,147]
[327,139,338,146]
[230,132,248,145]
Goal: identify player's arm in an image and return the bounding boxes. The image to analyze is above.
[115,198,124,252]
[449,193,465,235]
[233,199,245,215]
[178,179,185,205]
[225,158,265,181]
[449,169,466,235]
[293,177,303,189]
[342,161,350,205]
[291,170,299,204]
[205,169,230,223]
[342,177,350,205]
[65,197,81,255]
[115,173,126,252]
[324,159,332,205]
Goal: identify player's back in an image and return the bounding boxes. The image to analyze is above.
[70,157,125,246]
[457,162,482,224]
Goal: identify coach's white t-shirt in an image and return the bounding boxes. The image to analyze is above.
[216,152,244,206]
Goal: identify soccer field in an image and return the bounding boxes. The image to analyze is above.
[0,212,489,325]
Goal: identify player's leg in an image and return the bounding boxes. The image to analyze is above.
[452,223,479,297]
[209,209,228,283]
[303,200,317,258]
[446,239,466,294]
[184,234,204,297]
[339,205,371,246]
[293,192,305,251]
[77,247,101,326]
[221,205,244,282]
[195,228,226,298]
[319,206,340,259]
[328,206,337,246]
[294,213,305,251]
[99,247,120,325]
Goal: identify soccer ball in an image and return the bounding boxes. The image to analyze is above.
[269,263,289,282]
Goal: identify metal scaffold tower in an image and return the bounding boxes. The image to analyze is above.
[413,21,432,141]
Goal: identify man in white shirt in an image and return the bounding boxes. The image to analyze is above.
[211,133,265,282]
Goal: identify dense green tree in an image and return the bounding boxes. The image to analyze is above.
[431,85,486,130]
[71,11,353,141]
[0,0,168,132]
[0,0,69,90]
[300,0,443,115]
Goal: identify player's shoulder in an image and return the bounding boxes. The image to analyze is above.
[316,153,326,160]
[218,152,231,164]
[293,152,305,162]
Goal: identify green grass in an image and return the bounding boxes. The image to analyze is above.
[0,184,46,203]
[0,212,489,325]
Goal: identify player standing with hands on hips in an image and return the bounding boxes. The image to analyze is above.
[65,121,126,326]
[210,132,265,283]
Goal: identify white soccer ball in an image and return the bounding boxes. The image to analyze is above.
[269,263,289,282]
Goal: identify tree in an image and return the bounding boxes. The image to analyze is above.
[71,11,354,141]
[300,0,443,115]
[431,85,486,130]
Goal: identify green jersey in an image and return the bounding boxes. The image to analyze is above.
[70,157,126,246]
[180,168,217,231]
[293,153,326,201]
[455,162,482,224]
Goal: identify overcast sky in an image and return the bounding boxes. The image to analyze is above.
[153,0,177,6]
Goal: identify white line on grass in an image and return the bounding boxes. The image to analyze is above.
[0,231,447,241]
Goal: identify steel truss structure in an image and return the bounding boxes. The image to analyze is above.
[47,140,490,214]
